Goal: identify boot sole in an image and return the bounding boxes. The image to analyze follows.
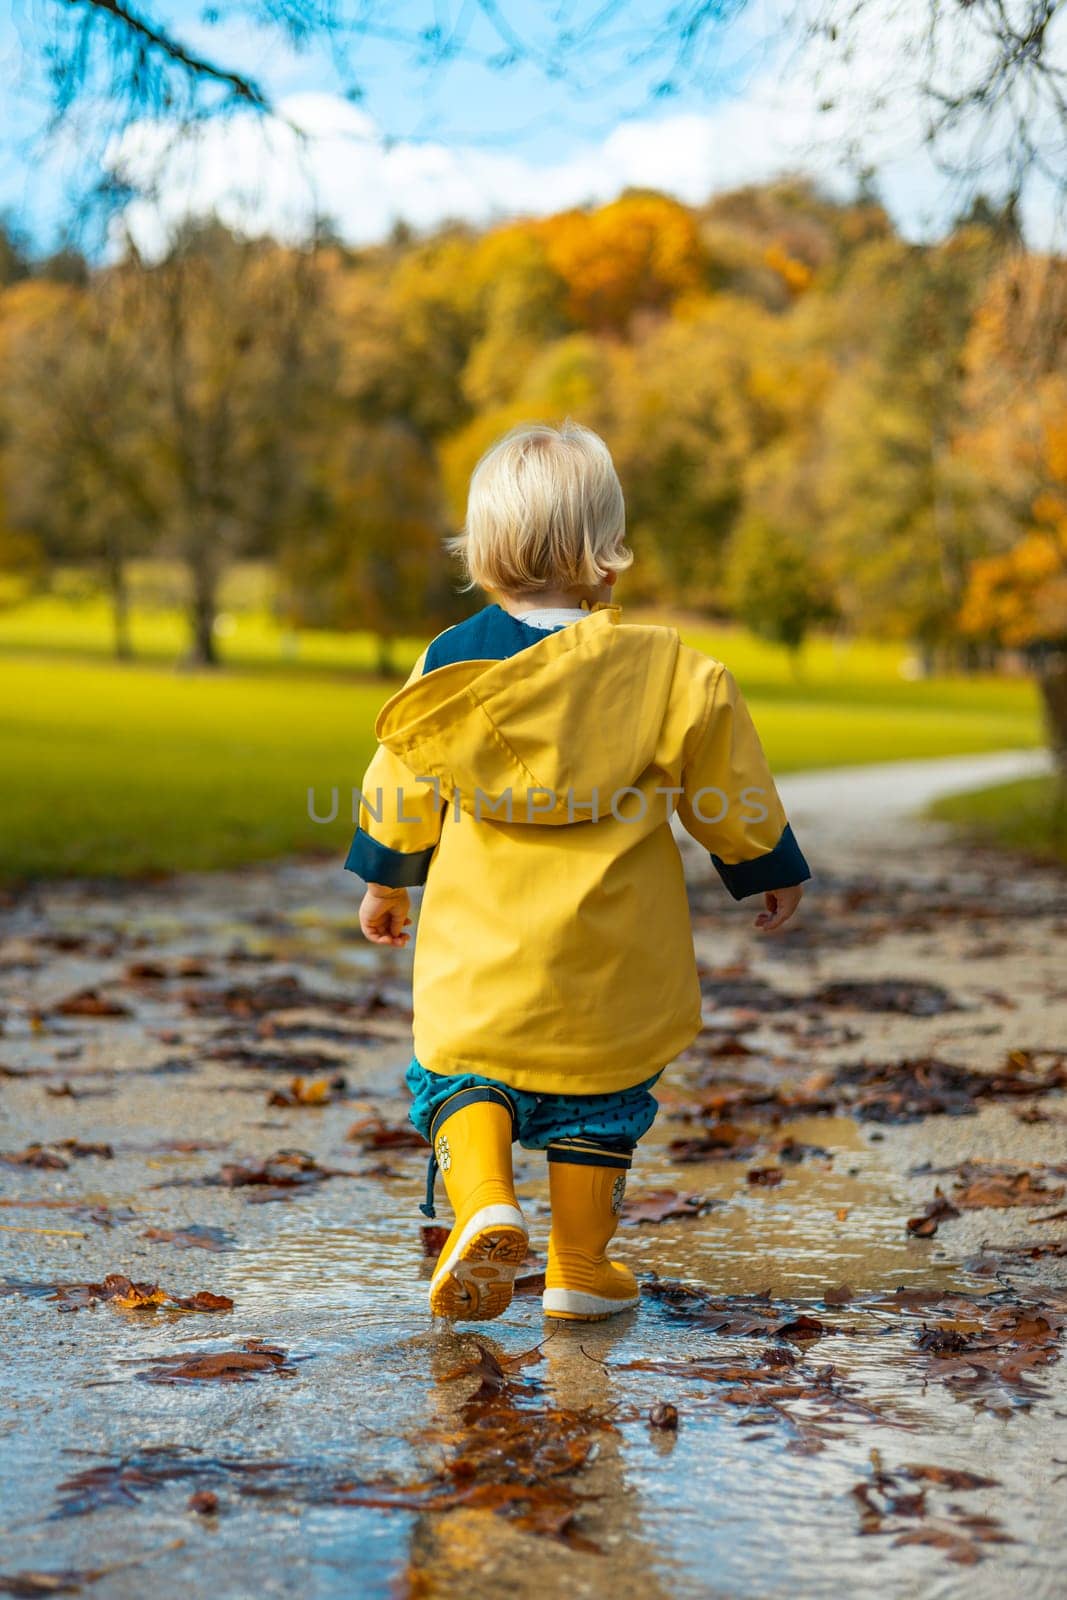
[542,1286,640,1321]
[429,1204,528,1322]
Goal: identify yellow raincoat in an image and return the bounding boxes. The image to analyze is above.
[346,606,809,1094]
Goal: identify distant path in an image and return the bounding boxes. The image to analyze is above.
[678,747,1053,881]
[778,748,1052,831]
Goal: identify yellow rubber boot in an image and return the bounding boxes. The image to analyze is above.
[428,1090,528,1321]
[543,1151,640,1321]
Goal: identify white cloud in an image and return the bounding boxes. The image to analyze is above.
[107,1,1065,258]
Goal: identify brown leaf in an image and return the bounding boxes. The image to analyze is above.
[420,1224,450,1258]
[952,1163,1066,1209]
[0,1140,113,1170]
[125,960,169,981]
[623,1189,715,1224]
[0,1569,94,1595]
[47,1273,232,1314]
[210,1149,356,1192]
[747,1166,784,1187]
[170,1291,234,1313]
[668,1123,757,1162]
[55,988,132,1018]
[141,1226,234,1251]
[187,1490,219,1515]
[649,1402,679,1430]
[776,1315,830,1343]
[907,1188,961,1237]
[902,1464,1000,1490]
[346,1115,427,1150]
[810,979,959,1017]
[138,1339,296,1384]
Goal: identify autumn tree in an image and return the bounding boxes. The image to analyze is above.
[606,294,784,607]
[812,225,1006,659]
[280,420,456,675]
[0,273,154,656]
[725,515,837,661]
[957,256,1067,773]
[2,221,336,664]
[538,193,705,337]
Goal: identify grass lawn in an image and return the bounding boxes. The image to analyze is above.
[929,776,1067,866]
[0,598,1046,881]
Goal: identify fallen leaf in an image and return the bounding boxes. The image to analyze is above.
[44,1273,232,1315]
[907,1188,961,1238]
[268,1075,346,1107]
[0,1140,113,1171]
[189,1149,358,1199]
[137,1339,296,1384]
[623,1190,716,1225]
[54,989,131,1019]
[141,1226,235,1251]
[810,980,960,1017]
[952,1163,1066,1210]
[420,1224,450,1258]
[902,1463,1000,1490]
[346,1116,428,1151]
[649,1402,679,1430]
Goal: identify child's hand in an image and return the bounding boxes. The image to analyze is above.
[754,884,803,934]
[359,884,412,947]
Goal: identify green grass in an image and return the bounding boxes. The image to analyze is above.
[929,775,1067,866]
[0,594,1046,881]
[0,591,425,677]
[0,657,384,880]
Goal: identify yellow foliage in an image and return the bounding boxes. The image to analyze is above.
[111,1282,168,1310]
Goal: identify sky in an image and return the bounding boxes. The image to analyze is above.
[1,0,1063,257]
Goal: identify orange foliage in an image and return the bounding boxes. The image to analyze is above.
[960,410,1067,646]
[762,242,813,295]
[537,195,703,333]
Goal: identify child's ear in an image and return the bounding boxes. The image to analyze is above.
[603,571,617,588]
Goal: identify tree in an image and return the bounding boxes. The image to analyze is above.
[0,273,152,657]
[813,226,1005,658]
[280,420,456,675]
[1,222,334,664]
[538,194,705,337]
[606,294,781,608]
[960,396,1067,778]
[725,515,837,660]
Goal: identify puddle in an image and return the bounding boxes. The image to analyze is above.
[1,854,1065,1598]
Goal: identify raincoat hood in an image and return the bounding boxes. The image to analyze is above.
[375,608,680,824]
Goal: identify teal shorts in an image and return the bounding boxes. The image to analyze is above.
[405,1058,661,1152]
[406,1056,662,1216]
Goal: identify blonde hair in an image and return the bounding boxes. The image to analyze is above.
[450,421,632,594]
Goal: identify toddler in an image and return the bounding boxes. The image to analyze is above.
[348,422,809,1323]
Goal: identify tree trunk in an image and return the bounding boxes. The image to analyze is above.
[1037,661,1067,783]
[186,559,219,668]
[376,632,396,677]
[105,548,132,661]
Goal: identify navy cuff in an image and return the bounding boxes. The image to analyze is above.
[711,822,811,901]
[344,828,436,887]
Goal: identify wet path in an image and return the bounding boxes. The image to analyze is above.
[1,758,1065,1599]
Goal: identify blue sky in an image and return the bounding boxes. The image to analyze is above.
[2,0,1060,255]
